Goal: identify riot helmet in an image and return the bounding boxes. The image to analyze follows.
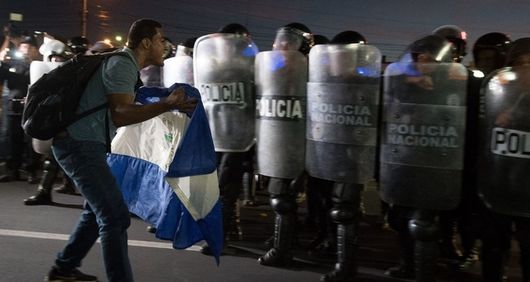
[505,37,530,67]
[472,32,511,74]
[273,22,314,55]
[401,34,454,64]
[330,30,366,44]
[218,23,250,37]
[67,36,90,55]
[176,37,197,57]
[313,34,330,45]
[39,38,72,62]
[433,25,467,62]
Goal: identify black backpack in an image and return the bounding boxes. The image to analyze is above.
[22,51,130,140]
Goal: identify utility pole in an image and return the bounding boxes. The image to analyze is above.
[81,0,88,37]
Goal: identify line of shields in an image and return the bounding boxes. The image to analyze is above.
[167,33,530,281]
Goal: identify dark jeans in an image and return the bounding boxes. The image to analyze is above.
[52,135,133,282]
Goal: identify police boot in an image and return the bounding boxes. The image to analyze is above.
[24,159,58,205]
[385,231,415,279]
[258,212,296,266]
[258,179,297,267]
[201,182,242,256]
[26,171,39,184]
[221,182,243,241]
[241,171,256,206]
[438,212,461,262]
[409,209,440,282]
[23,188,52,205]
[321,183,361,282]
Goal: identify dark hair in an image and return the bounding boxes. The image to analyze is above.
[126,18,162,49]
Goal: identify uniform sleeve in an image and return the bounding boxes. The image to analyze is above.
[102,55,138,96]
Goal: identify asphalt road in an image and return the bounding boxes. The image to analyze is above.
[0,179,524,282]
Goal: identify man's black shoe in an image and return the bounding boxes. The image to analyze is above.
[24,191,52,206]
[45,266,98,282]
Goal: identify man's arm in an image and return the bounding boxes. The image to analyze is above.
[108,87,197,127]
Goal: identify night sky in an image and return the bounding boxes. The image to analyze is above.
[1,0,529,62]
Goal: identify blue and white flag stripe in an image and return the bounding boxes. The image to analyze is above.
[107,84,222,263]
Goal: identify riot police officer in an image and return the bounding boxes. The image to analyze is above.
[255,22,313,266]
[194,23,259,254]
[381,35,468,280]
[477,37,530,282]
[457,32,512,270]
[305,30,381,282]
[432,24,471,263]
[24,38,76,205]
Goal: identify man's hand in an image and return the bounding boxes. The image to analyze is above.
[164,87,198,114]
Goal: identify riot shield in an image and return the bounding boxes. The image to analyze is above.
[194,33,259,152]
[306,44,381,184]
[163,55,194,86]
[478,66,530,217]
[256,50,308,179]
[379,62,468,210]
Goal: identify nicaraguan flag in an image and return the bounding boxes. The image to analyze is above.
[107,83,223,263]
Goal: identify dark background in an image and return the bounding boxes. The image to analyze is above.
[1,0,528,62]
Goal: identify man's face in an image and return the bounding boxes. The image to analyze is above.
[149,28,166,66]
[17,43,40,61]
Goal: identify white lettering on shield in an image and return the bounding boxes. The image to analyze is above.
[491,127,530,158]
[310,102,373,126]
[256,96,304,120]
[387,123,459,148]
[199,82,246,104]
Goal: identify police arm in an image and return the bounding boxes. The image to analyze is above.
[107,87,197,127]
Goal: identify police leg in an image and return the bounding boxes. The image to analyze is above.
[258,177,297,266]
[218,152,247,241]
[241,148,256,206]
[409,209,439,282]
[514,217,530,282]
[385,205,415,279]
[438,210,461,262]
[24,157,59,205]
[321,183,362,282]
[481,212,511,282]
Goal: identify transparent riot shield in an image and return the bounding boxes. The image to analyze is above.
[255,50,307,179]
[194,33,259,152]
[163,55,194,86]
[478,66,530,218]
[379,62,468,210]
[306,44,381,184]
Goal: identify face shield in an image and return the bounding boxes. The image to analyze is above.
[272,27,314,54]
